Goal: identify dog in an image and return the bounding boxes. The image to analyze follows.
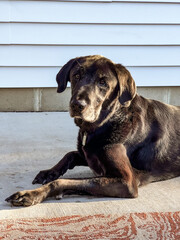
[6,55,180,206]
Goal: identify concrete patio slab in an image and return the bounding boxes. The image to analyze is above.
[0,112,180,220]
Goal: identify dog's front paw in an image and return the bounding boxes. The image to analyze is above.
[5,189,44,207]
[32,169,60,185]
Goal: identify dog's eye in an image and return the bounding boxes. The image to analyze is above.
[74,74,81,80]
[98,78,107,87]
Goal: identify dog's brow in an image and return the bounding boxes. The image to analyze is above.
[75,60,83,69]
[98,73,107,78]
[75,59,81,67]
[75,59,84,73]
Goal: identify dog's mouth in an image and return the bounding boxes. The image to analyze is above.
[69,106,98,123]
[69,110,82,119]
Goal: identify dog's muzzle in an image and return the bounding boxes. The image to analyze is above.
[70,99,87,117]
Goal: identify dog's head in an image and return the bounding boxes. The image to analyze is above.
[56,55,136,124]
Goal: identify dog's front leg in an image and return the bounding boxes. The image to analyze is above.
[32,151,87,185]
[6,176,137,207]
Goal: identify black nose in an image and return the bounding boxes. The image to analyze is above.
[71,99,87,112]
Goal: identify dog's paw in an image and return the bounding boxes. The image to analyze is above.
[5,190,43,207]
[32,169,60,185]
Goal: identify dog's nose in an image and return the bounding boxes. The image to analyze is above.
[71,99,87,112]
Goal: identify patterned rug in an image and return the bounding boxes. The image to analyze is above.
[0,212,179,240]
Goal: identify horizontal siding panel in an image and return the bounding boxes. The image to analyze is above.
[0,23,180,45]
[0,2,10,22]
[0,45,180,67]
[0,1,180,24]
[0,24,10,43]
[0,67,57,88]
[11,1,180,2]
[0,67,179,88]
[111,0,180,2]
[130,67,180,86]
[65,1,180,2]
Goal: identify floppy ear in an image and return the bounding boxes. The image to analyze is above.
[56,58,76,93]
[115,64,136,107]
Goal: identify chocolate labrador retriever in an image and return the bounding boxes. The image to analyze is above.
[6,55,180,206]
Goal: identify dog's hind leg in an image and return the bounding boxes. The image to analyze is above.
[6,176,138,207]
[134,168,180,187]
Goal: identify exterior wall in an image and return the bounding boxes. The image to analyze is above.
[0,0,180,111]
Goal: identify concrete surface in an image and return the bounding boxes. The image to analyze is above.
[0,87,179,112]
[0,112,180,220]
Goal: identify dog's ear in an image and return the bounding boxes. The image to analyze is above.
[56,58,76,93]
[115,64,136,107]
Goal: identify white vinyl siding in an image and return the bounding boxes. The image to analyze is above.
[0,0,180,88]
[1,1,180,24]
[1,24,180,45]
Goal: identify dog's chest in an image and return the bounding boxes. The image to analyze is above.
[83,147,106,176]
[81,132,106,176]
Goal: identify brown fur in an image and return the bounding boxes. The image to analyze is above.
[6,55,180,206]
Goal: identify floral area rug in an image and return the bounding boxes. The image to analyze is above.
[0,212,179,240]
